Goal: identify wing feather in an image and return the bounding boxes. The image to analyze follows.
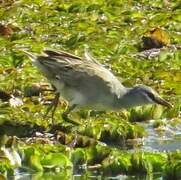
[35,50,125,99]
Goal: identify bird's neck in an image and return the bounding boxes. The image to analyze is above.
[114,88,133,109]
[114,87,148,109]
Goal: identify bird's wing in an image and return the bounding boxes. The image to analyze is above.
[44,49,101,64]
[43,49,81,61]
[36,50,125,98]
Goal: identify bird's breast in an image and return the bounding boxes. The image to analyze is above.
[49,78,118,110]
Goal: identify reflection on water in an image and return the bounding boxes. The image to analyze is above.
[140,120,181,151]
[9,171,72,180]
[9,171,163,180]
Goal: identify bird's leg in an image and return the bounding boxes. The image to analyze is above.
[62,104,80,125]
[44,92,60,122]
[50,92,60,120]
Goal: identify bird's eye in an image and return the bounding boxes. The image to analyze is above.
[55,76,60,80]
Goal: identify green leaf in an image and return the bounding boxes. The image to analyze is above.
[41,153,72,169]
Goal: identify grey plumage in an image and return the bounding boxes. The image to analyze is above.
[23,49,172,118]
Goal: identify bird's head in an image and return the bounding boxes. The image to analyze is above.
[126,85,173,108]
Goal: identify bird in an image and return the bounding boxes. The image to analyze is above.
[23,49,172,124]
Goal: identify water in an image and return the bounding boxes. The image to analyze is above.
[7,119,181,180]
[9,171,163,180]
[140,120,181,151]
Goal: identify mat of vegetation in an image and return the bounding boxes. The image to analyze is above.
[0,0,180,179]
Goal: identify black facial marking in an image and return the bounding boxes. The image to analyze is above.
[144,90,155,101]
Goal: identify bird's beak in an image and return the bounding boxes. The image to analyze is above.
[154,96,173,108]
